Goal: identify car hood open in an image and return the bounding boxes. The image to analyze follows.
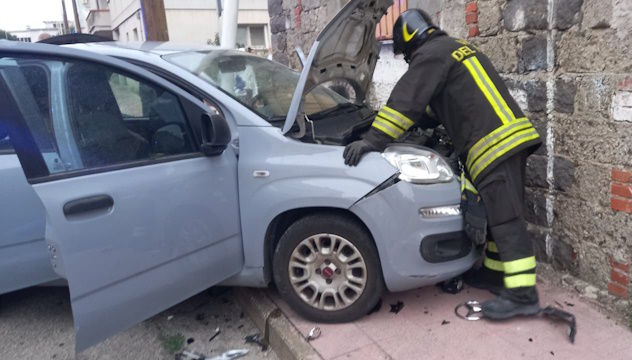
[283,0,392,134]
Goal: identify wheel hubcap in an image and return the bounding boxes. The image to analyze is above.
[288,234,367,311]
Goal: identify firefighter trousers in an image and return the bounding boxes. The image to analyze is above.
[476,151,538,303]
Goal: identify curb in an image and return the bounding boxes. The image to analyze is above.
[234,287,322,360]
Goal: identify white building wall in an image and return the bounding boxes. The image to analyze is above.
[108,0,270,45]
[165,9,219,44]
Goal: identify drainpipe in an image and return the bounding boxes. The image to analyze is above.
[220,0,239,49]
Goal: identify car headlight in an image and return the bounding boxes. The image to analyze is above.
[382,145,454,184]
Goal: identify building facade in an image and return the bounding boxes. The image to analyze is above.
[84,0,113,38]
[269,0,632,315]
[93,0,271,51]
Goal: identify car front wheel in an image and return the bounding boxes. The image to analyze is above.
[273,214,384,322]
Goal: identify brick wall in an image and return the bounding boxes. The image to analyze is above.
[269,0,632,309]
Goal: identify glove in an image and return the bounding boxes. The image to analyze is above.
[343,140,375,166]
[461,192,488,246]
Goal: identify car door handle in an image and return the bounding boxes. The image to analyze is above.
[63,195,114,217]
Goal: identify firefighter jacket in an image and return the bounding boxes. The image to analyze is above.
[365,32,542,183]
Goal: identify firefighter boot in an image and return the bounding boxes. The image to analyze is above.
[464,241,504,294]
[481,287,540,320]
[463,266,503,294]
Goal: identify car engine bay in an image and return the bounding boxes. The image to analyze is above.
[291,104,460,173]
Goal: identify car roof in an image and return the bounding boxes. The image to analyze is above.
[64,41,221,57]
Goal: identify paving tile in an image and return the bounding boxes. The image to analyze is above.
[269,279,632,360]
[331,343,390,360]
[307,323,375,359]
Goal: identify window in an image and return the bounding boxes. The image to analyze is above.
[133,28,139,41]
[236,26,248,48]
[0,57,196,176]
[0,133,12,153]
[0,64,51,154]
[376,0,408,41]
[236,25,268,50]
[249,26,266,47]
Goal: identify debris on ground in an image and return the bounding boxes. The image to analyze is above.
[564,301,575,307]
[439,277,464,294]
[208,327,221,342]
[390,301,404,314]
[244,333,268,351]
[441,320,450,325]
[306,327,321,342]
[368,299,382,315]
[455,300,577,343]
[176,349,249,360]
[187,338,195,344]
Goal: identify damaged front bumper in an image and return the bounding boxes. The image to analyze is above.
[351,178,480,292]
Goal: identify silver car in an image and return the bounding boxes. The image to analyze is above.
[0,0,477,351]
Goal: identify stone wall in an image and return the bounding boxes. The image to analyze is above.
[268,0,632,310]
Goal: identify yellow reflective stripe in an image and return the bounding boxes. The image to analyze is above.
[470,128,540,181]
[464,179,478,194]
[484,257,504,272]
[503,256,536,274]
[460,173,479,194]
[381,106,415,128]
[463,57,513,125]
[376,113,409,132]
[374,116,406,135]
[487,241,498,253]
[466,118,531,170]
[505,274,536,288]
[372,121,402,139]
[471,57,516,123]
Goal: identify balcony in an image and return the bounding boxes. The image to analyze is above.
[87,9,112,35]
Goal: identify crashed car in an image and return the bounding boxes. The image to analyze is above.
[0,0,478,351]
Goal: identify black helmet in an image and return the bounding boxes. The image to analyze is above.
[393,9,437,62]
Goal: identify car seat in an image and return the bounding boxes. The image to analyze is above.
[67,63,150,168]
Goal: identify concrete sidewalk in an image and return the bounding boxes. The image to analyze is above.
[269,276,632,360]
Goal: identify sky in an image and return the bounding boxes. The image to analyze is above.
[0,0,76,31]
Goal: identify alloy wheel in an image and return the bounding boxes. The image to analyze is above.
[288,233,368,311]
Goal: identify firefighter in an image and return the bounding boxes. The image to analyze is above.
[343,9,542,319]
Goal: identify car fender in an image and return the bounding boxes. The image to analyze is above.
[236,126,398,274]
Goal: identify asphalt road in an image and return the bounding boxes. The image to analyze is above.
[0,286,279,360]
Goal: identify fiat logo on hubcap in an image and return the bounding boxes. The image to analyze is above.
[321,267,334,279]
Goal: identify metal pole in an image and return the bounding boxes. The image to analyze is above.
[220,0,239,49]
[61,0,70,34]
[71,0,82,33]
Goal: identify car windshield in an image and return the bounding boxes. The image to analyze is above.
[163,51,351,122]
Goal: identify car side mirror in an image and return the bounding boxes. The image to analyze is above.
[200,113,231,156]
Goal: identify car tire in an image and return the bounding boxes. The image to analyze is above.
[273,214,384,323]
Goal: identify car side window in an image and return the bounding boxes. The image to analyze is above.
[66,62,196,169]
[0,64,51,155]
[0,56,197,175]
[0,134,12,153]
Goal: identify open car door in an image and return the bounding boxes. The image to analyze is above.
[0,41,243,351]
